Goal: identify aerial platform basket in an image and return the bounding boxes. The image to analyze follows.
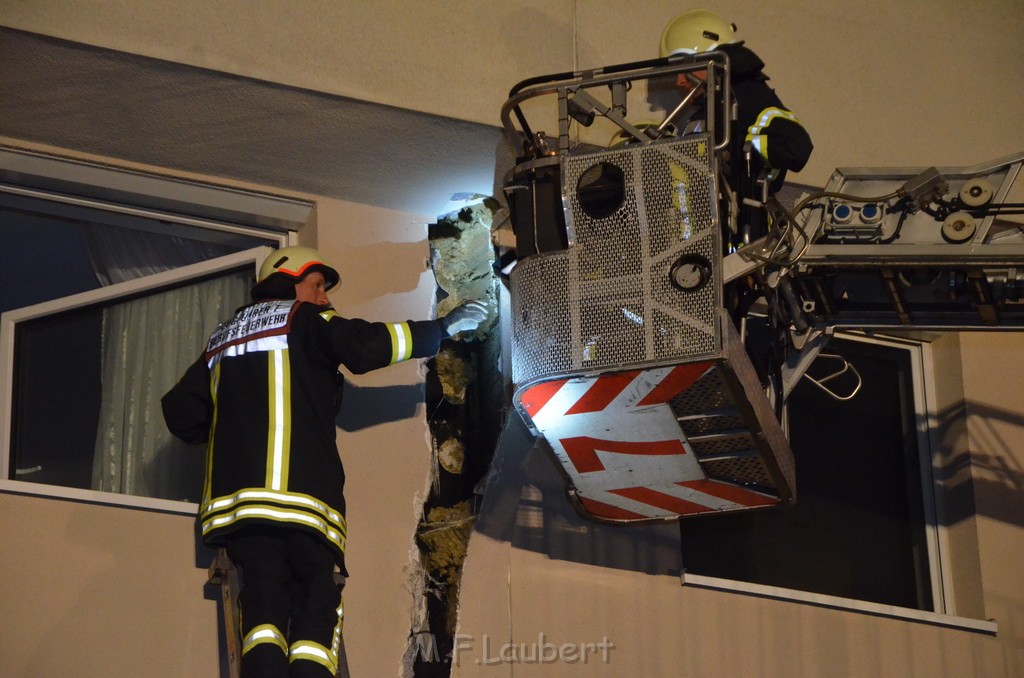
[508,135,796,523]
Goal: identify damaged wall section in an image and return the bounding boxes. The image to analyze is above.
[404,201,504,677]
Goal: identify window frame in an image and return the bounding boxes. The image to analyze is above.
[0,145,313,514]
[0,246,275,514]
[680,570,996,634]
[679,332,997,634]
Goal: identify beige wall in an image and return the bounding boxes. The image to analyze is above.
[0,492,219,676]
[2,2,1024,676]
[959,332,1024,655]
[0,0,573,129]
[316,198,439,677]
[3,0,1022,186]
[455,536,1006,677]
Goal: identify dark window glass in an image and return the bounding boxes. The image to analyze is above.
[679,338,933,610]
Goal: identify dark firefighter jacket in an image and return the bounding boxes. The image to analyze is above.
[720,41,813,193]
[162,299,444,573]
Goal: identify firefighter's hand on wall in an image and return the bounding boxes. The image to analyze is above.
[441,300,488,337]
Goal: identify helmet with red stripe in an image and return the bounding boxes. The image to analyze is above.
[257,246,340,289]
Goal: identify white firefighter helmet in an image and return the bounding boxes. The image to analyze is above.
[659,9,738,57]
[258,246,340,289]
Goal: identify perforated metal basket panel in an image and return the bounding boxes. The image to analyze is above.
[510,136,721,386]
[702,457,774,487]
[670,364,779,493]
[689,432,757,457]
[670,365,734,414]
[510,252,574,380]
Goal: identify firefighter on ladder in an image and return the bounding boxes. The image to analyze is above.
[162,246,487,677]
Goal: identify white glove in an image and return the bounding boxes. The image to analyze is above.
[441,300,489,336]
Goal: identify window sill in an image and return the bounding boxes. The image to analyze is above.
[0,478,199,515]
[681,572,998,635]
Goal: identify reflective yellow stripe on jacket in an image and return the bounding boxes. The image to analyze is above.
[265,348,291,491]
[745,106,802,178]
[201,488,348,555]
[385,322,414,364]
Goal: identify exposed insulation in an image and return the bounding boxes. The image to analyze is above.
[437,438,465,475]
[434,347,473,405]
[431,202,499,338]
[420,503,474,637]
[405,198,503,676]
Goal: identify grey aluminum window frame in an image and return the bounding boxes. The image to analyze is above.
[0,145,313,513]
[0,247,274,513]
[680,332,997,634]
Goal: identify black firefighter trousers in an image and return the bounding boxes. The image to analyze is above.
[227,529,348,678]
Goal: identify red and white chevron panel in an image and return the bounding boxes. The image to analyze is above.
[518,363,779,521]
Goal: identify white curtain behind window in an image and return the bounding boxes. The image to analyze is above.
[86,226,253,501]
